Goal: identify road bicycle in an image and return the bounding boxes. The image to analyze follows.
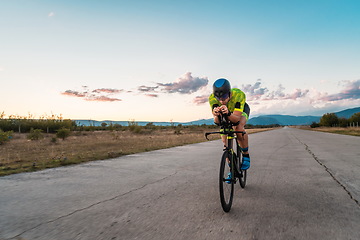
[205,115,247,212]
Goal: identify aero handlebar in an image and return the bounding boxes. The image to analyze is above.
[205,113,246,140]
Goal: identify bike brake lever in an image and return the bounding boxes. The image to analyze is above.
[205,133,210,140]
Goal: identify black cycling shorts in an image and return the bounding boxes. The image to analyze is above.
[243,102,250,118]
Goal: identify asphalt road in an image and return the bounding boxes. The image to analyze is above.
[1,127,360,240]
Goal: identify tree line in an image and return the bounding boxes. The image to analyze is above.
[311,112,360,128]
[0,116,76,133]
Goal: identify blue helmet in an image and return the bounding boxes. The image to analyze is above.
[213,78,231,100]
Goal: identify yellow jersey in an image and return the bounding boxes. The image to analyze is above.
[209,88,248,119]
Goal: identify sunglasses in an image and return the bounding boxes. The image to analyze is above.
[215,92,230,101]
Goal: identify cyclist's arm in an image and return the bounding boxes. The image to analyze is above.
[228,110,242,123]
[209,94,222,124]
[212,104,221,124]
[216,105,242,124]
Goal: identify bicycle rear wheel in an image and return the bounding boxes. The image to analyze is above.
[237,146,247,188]
[219,151,234,212]
[239,163,247,188]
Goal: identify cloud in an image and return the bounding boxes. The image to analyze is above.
[145,94,158,98]
[157,72,208,94]
[284,88,309,100]
[85,96,121,102]
[92,88,123,94]
[241,80,309,101]
[193,95,209,105]
[135,72,209,98]
[241,80,269,100]
[320,80,360,101]
[263,86,309,101]
[243,79,360,116]
[61,87,122,102]
[61,90,86,98]
[138,85,159,92]
[48,12,55,17]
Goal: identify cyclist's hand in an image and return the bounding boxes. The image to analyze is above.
[220,105,229,115]
[213,107,221,116]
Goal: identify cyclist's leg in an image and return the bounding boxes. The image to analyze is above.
[236,102,250,154]
[235,116,250,170]
[235,116,248,153]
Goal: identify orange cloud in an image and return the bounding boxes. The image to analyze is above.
[61,87,123,102]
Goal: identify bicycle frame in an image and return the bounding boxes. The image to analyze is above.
[205,115,246,179]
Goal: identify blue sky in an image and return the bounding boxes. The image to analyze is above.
[1,0,360,122]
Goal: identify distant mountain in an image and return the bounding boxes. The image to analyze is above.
[74,107,360,127]
[183,119,214,125]
[247,115,320,126]
[333,107,360,118]
[246,107,360,126]
[247,116,282,125]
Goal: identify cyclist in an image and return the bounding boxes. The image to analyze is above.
[209,78,251,170]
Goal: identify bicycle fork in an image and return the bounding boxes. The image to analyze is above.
[223,149,242,183]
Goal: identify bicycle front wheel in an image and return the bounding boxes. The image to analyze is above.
[219,151,234,212]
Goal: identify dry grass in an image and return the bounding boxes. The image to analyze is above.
[0,128,271,176]
[297,126,360,136]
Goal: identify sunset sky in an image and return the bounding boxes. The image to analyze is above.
[1,0,360,122]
